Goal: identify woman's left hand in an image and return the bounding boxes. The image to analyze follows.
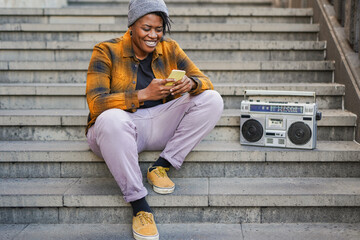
[169,75,196,96]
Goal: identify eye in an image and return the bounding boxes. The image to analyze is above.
[142,28,150,31]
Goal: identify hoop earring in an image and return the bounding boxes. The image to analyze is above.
[130,30,132,36]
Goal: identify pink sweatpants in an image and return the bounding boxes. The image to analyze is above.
[86,90,223,202]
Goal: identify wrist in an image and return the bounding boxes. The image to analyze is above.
[138,89,147,102]
[190,79,198,90]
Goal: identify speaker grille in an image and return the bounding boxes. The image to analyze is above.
[288,122,312,145]
[241,119,264,142]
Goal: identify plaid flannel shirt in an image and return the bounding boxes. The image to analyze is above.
[86,29,213,133]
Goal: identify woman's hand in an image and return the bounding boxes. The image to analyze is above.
[169,75,196,96]
[138,78,172,102]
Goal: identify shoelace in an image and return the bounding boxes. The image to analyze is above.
[157,167,169,178]
[137,212,154,226]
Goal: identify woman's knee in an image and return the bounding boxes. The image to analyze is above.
[201,90,224,114]
[95,109,135,135]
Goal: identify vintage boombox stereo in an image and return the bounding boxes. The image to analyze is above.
[240,90,322,149]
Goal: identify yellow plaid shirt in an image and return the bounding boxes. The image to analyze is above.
[86,29,213,132]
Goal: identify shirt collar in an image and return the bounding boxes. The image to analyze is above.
[122,29,163,59]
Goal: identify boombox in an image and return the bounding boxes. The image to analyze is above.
[240,90,322,149]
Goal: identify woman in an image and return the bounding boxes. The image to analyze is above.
[86,0,223,239]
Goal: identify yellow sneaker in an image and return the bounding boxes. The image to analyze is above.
[147,166,175,194]
[132,211,159,240]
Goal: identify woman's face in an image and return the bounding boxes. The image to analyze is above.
[129,13,164,60]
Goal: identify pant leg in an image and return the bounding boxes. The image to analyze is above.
[145,90,224,169]
[87,108,148,203]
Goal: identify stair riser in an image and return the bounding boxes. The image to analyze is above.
[1,162,359,178]
[0,32,318,42]
[0,50,326,62]
[0,71,333,84]
[68,3,273,7]
[1,207,359,224]
[0,126,355,141]
[0,16,311,25]
[0,95,341,110]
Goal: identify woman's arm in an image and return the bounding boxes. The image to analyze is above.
[86,44,140,118]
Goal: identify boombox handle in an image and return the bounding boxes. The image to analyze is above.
[244,90,316,102]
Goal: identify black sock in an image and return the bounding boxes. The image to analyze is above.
[150,157,171,171]
[130,197,152,216]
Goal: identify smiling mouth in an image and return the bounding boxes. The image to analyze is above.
[145,40,157,48]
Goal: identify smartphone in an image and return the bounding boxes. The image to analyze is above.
[165,70,186,86]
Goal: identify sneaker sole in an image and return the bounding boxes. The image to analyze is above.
[133,231,159,240]
[147,179,175,194]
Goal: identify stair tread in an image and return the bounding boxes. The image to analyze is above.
[0,7,313,16]
[1,177,359,207]
[0,23,319,32]
[0,82,344,96]
[0,109,356,127]
[0,40,326,50]
[1,140,359,163]
[1,223,359,240]
[0,60,335,71]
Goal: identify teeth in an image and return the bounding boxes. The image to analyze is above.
[145,41,157,47]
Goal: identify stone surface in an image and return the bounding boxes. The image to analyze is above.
[0,0,67,8]
[0,108,355,127]
[0,224,27,240]
[63,178,208,207]
[209,178,360,207]
[1,223,360,240]
[242,223,360,240]
[0,178,78,207]
[1,140,360,164]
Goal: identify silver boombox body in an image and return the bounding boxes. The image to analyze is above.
[240,90,321,149]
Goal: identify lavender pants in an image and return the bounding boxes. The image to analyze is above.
[86,90,223,202]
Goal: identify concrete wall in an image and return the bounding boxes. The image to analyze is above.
[344,0,359,52]
[0,0,67,8]
[309,0,360,142]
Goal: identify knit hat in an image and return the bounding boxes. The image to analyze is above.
[128,0,169,27]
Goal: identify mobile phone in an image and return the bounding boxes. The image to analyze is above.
[165,70,186,86]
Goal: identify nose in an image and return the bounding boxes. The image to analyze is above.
[148,29,157,38]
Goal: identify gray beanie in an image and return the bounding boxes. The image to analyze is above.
[128,0,169,27]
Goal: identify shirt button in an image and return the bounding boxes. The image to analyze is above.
[132,103,135,108]
[132,81,136,84]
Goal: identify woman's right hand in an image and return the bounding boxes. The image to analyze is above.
[138,78,174,102]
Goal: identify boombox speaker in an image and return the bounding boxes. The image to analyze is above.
[240,90,322,149]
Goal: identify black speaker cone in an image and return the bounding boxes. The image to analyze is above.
[242,119,263,142]
[288,122,312,145]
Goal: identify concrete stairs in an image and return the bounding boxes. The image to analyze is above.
[1,0,360,238]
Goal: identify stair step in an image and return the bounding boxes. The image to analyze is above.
[0,40,326,50]
[0,140,359,178]
[0,109,355,141]
[0,23,319,33]
[1,177,359,208]
[0,8,313,25]
[0,83,344,110]
[0,23,319,42]
[0,60,333,71]
[0,61,334,84]
[0,7,313,17]
[1,223,359,240]
[68,0,273,7]
[1,140,359,163]
[1,31,318,42]
[0,41,326,62]
[0,109,355,127]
